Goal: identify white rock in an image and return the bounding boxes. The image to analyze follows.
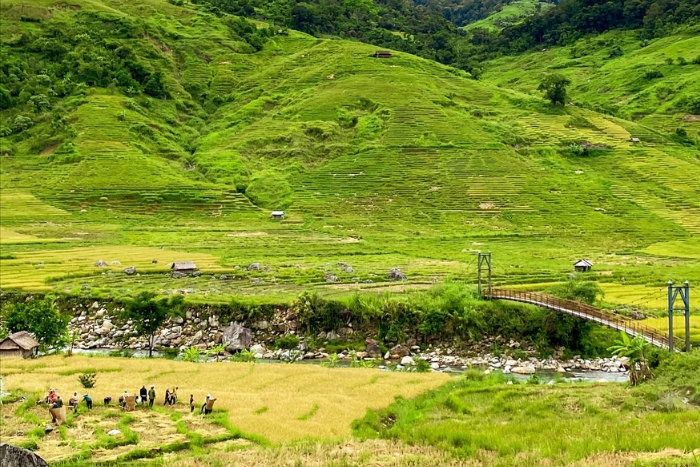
[511,366,536,375]
[107,429,121,436]
[400,356,415,366]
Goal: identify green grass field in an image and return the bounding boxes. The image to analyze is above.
[354,368,700,467]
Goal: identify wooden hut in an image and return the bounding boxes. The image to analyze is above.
[271,211,285,220]
[573,259,593,272]
[171,261,197,274]
[373,50,392,58]
[0,331,39,358]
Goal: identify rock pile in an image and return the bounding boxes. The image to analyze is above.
[65,301,629,376]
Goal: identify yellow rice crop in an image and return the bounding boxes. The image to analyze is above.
[1,355,449,442]
[0,246,223,290]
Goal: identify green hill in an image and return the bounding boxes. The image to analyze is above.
[463,0,553,32]
[1,0,699,303]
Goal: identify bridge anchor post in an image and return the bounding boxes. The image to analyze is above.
[477,252,492,297]
[668,280,691,352]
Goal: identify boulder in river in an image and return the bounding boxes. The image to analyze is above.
[365,338,381,358]
[222,322,252,352]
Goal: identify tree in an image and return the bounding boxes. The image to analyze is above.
[119,292,183,357]
[608,331,652,386]
[2,296,70,350]
[0,87,12,110]
[143,71,169,99]
[537,74,571,106]
[550,278,604,305]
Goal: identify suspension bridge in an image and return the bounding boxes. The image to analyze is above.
[476,253,692,351]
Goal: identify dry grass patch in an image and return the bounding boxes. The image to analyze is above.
[1,355,448,443]
[168,439,479,467]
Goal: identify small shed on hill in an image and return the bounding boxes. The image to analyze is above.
[0,331,39,358]
[573,259,593,272]
[373,50,392,58]
[630,137,641,143]
[171,261,197,274]
[271,211,285,220]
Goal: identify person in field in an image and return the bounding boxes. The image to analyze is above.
[140,385,148,405]
[148,386,155,408]
[69,392,79,411]
[164,388,171,406]
[190,394,195,413]
[52,396,63,409]
[83,394,93,409]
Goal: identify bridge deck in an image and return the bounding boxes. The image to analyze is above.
[486,288,680,349]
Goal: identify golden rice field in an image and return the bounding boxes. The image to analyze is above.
[600,283,671,310]
[0,355,449,443]
[644,315,700,343]
[0,246,224,290]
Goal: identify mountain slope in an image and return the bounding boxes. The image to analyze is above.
[1,0,699,299]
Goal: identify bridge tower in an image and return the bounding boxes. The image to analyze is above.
[667,280,691,352]
[477,252,492,297]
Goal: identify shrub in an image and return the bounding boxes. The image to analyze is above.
[11,115,33,133]
[229,349,256,362]
[181,346,201,362]
[79,372,97,389]
[677,57,687,65]
[607,46,622,58]
[158,347,179,360]
[275,334,300,350]
[29,94,51,113]
[643,69,663,80]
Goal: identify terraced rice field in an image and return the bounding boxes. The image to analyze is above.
[1,355,448,444]
[0,0,699,309]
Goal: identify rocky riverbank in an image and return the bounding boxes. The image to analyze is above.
[68,301,629,375]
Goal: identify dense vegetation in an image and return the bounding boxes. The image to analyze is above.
[190,0,700,74]
[498,0,700,50]
[0,282,618,357]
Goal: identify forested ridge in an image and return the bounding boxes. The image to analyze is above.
[193,0,700,71]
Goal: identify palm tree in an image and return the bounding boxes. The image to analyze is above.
[608,331,651,386]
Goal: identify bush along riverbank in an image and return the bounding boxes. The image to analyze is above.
[1,283,627,372]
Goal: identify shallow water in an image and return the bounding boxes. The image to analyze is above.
[70,348,628,383]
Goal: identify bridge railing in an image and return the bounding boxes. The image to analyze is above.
[487,288,680,349]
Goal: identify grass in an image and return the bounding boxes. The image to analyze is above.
[353,370,700,466]
[0,355,448,445]
[464,0,554,32]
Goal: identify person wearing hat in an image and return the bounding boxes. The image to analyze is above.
[148,386,156,408]
[201,394,210,414]
[83,393,93,410]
